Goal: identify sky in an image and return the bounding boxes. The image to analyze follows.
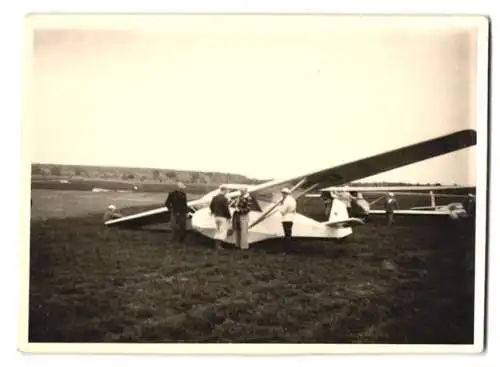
[29,15,481,184]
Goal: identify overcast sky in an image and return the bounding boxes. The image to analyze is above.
[29,15,480,184]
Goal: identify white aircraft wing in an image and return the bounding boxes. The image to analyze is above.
[306,192,468,198]
[104,198,202,227]
[369,209,450,216]
[373,192,468,197]
[319,185,474,193]
[219,183,256,191]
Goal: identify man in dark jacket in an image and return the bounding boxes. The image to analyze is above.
[165,182,189,243]
[209,185,231,249]
[320,191,334,221]
[384,192,399,226]
[463,193,476,218]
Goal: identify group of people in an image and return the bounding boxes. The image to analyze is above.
[209,184,297,250]
[322,189,398,225]
[162,182,298,250]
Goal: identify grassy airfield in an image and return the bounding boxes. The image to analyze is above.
[27,186,475,343]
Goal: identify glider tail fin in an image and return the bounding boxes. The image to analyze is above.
[322,198,365,228]
[328,198,350,223]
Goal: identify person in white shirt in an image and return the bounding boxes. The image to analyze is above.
[279,187,297,245]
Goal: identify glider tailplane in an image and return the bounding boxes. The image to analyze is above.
[323,197,365,228]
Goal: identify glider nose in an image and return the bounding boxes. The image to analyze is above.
[190,209,203,229]
[191,208,213,231]
[191,209,219,240]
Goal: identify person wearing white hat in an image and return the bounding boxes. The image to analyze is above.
[384,192,398,226]
[165,181,189,243]
[209,185,232,249]
[279,187,297,246]
[103,204,123,222]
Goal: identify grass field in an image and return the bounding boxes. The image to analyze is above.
[30,189,169,221]
[28,189,476,343]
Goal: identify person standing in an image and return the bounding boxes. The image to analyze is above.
[234,188,252,250]
[209,185,232,249]
[320,191,334,221]
[384,192,399,226]
[165,182,189,243]
[463,193,476,217]
[279,188,297,246]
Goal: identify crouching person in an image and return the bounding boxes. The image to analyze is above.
[104,204,123,222]
[209,185,231,250]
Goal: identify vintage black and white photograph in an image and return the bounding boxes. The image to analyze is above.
[20,14,489,353]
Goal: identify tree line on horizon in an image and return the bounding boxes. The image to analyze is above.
[30,163,455,187]
[30,163,266,186]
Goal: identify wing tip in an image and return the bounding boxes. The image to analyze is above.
[455,128,477,145]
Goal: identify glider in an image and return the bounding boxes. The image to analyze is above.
[310,184,474,220]
[105,129,476,245]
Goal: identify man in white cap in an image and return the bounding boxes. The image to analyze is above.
[279,187,297,246]
[103,204,123,222]
[209,184,232,249]
[384,192,399,226]
[165,182,189,243]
